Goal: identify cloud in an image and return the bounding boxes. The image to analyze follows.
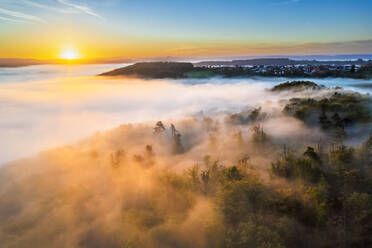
[284,0,300,4]
[0,15,28,23]
[23,0,78,14]
[271,0,300,5]
[56,0,104,19]
[168,39,372,56]
[282,39,372,54]
[0,7,45,23]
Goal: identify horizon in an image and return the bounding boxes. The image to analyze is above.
[2,52,372,62]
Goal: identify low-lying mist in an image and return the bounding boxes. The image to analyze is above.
[1,66,372,247]
[0,73,322,163]
[1,64,371,163]
[0,102,325,248]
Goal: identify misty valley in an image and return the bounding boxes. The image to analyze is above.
[0,77,371,248]
[1,1,372,247]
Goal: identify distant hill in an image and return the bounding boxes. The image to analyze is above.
[0,58,136,68]
[194,57,372,67]
[99,62,195,78]
[0,58,46,67]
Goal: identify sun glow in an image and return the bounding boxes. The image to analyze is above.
[60,47,80,60]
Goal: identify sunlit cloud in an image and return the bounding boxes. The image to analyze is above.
[166,39,372,56]
[56,0,104,19]
[0,7,45,23]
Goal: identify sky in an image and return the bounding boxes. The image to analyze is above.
[0,0,372,59]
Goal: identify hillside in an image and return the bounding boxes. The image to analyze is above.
[99,62,195,78]
[0,58,45,67]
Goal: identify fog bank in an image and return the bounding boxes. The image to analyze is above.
[1,64,372,163]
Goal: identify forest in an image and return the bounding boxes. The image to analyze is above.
[0,81,371,248]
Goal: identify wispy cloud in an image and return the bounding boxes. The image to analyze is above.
[23,0,78,14]
[0,7,45,23]
[271,0,300,6]
[286,0,300,3]
[56,0,104,19]
[0,15,28,23]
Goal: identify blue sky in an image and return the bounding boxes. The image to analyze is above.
[0,0,371,58]
[107,0,372,41]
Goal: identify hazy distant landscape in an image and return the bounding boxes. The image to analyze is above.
[1,64,372,247]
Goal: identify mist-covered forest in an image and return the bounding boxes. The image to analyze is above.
[0,81,371,248]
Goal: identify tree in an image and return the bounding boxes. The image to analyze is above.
[154,121,166,134]
[329,145,354,172]
[319,111,331,130]
[170,124,184,154]
[224,166,242,181]
[225,221,284,248]
[331,112,343,127]
[304,146,320,163]
[144,145,155,167]
[218,178,270,224]
[251,125,268,143]
[201,169,210,195]
[344,192,372,246]
[110,149,125,168]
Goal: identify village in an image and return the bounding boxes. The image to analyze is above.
[203,61,371,78]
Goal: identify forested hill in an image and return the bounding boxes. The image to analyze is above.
[99,61,372,79]
[99,62,195,78]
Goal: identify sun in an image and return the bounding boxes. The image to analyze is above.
[60,47,80,60]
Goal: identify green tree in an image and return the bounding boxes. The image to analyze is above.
[225,221,285,248]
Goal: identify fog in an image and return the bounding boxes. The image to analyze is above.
[0,90,328,248]
[0,64,371,163]
[1,64,372,248]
